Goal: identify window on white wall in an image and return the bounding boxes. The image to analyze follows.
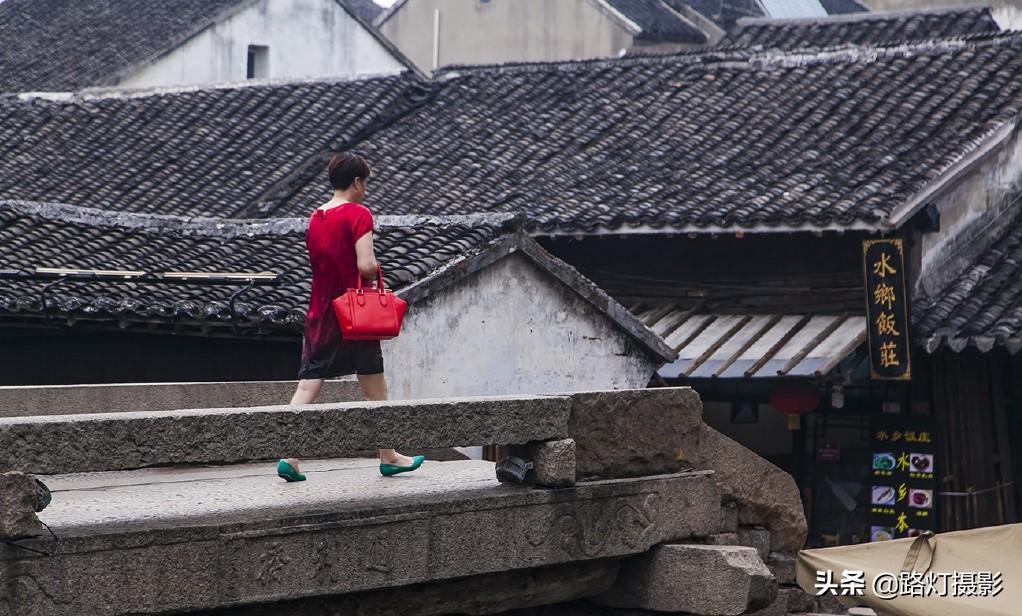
[246,45,269,79]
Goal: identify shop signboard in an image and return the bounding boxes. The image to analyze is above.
[869,416,936,541]
[862,239,911,381]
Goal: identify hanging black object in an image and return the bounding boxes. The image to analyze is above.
[495,456,534,484]
[34,478,51,512]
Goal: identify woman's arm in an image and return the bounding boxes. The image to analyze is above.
[355,231,379,279]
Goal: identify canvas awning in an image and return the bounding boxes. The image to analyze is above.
[633,306,867,379]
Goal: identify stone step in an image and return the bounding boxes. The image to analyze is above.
[2,466,720,616]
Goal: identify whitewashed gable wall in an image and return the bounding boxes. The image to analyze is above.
[121,0,404,88]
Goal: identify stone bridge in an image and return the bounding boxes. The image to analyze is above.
[0,386,812,616]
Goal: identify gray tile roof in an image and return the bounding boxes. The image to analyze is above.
[0,73,422,217]
[299,33,1022,232]
[603,0,708,44]
[1,34,1021,233]
[914,199,1022,354]
[724,6,1000,50]
[664,0,767,30]
[0,200,676,360]
[0,200,517,334]
[345,0,385,23]
[0,0,248,92]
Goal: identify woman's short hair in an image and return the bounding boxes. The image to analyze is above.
[327,152,371,189]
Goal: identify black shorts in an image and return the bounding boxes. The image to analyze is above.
[297,338,384,380]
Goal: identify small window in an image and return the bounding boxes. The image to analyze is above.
[246,45,269,79]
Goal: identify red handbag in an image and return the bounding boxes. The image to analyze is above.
[332,267,407,340]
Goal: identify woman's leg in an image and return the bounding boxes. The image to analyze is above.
[358,373,414,466]
[282,379,325,471]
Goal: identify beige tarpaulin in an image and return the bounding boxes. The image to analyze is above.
[797,524,1022,616]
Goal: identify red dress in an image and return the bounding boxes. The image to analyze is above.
[297,203,384,379]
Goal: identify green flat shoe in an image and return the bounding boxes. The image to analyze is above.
[277,459,306,482]
[380,455,425,477]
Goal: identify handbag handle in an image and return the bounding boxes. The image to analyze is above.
[354,266,387,292]
[354,266,389,307]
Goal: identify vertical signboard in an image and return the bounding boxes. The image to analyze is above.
[863,239,911,380]
[869,417,937,541]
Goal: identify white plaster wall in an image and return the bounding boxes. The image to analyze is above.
[381,252,657,400]
[379,0,635,72]
[121,0,405,88]
[918,126,1022,295]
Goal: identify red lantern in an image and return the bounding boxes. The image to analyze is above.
[769,383,822,430]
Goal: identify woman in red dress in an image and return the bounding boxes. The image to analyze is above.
[277,152,423,481]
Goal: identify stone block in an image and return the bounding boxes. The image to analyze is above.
[782,585,817,613]
[599,543,777,615]
[720,501,739,533]
[569,388,702,480]
[508,439,576,488]
[0,471,43,539]
[0,394,571,474]
[4,470,718,616]
[209,560,621,616]
[738,525,771,559]
[707,533,740,545]
[691,425,808,553]
[745,591,787,616]
[766,552,796,586]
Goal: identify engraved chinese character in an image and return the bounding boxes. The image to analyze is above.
[876,312,900,336]
[897,452,910,471]
[898,483,908,502]
[880,342,900,368]
[874,282,897,310]
[873,252,897,278]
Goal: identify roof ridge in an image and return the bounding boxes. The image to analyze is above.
[735,4,995,28]
[0,200,521,235]
[437,30,1022,77]
[6,69,414,102]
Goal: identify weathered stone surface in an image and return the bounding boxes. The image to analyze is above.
[508,439,576,488]
[690,425,807,553]
[782,585,818,613]
[598,544,777,615]
[0,394,571,474]
[707,532,741,545]
[0,380,363,418]
[4,461,719,616]
[203,560,621,616]
[569,388,702,480]
[720,501,739,533]
[745,591,788,616]
[0,471,43,538]
[767,552,797,586]
[738,525,771,558]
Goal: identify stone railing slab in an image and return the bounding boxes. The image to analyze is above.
[2,464,720,616]
[0,394,570,474]
[0,380,363,417]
